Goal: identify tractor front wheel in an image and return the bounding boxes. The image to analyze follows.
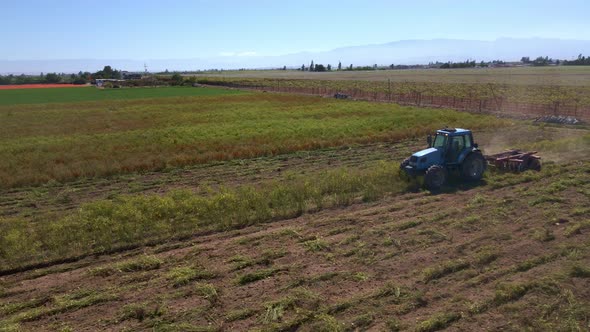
[425,165,447,190]
[400,158,410,170]
[461,153,486,181]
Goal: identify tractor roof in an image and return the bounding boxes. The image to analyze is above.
[436,128,471,136]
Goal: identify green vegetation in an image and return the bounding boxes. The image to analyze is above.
[2,152,586,329]
[236,268,281,285]
[570,265,590,278]
[350,312,374,329]
[229,249,287,270]
[415,312,461,332]
[422,259,470,282]
[474,248,500,266]
[119,302,165,322]
[198,73,590,107]
[469,281,540,315]
[0,92,505,188]
[0,86,241,106]
[4,289,118,324]
[2,71,590,330]
[515,253,558,272]
[88,255,162,276]
[198,66,590,86]
[302,237,329,252]
[225,308,257,322]
[564,220,590,237]
[1,146,586,272]
[166,266,216,287]
[0,160,405,270]
[116,255,162,272]
[194,283,219,304]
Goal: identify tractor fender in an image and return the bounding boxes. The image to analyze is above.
[460,151,487,181]
[457,148,482,165]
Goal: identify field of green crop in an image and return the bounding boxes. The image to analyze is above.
[0,86,242,106]
[1,85,589,331]
[0,88,507,188]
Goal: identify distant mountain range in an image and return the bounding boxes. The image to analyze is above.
[2,38,590,74]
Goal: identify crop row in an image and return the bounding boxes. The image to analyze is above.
[0,163,408,271]
[0,93,505,188]
[198,77,590,107]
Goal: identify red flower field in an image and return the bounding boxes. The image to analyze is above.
[0,84,87,90]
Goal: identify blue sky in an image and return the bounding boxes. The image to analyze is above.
[1,0,589,61]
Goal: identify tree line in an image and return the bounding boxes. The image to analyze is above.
[288,54,590,72]
[563,54,590,66]
[0,66,124,85]
[3,55,590,86]
[294,59,504,71]
[0,72,86,85]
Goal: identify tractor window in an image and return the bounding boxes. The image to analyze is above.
[432,134,446,148]
[447,136,465,161]
[464,135,473,148]
[451,136,465,151]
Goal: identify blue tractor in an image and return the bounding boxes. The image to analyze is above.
[400,128,487,190]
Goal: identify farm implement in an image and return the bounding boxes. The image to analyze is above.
[401,128,541,190]
[484,150,541,172]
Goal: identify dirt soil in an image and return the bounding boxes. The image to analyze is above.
[1,124,589,331]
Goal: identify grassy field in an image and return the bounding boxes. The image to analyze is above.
[1,85,589,331]
[0,86,242,106]
[197,66,590,86]
[0,89,507,188]
[198,76,590,109]
[195,67,590,112]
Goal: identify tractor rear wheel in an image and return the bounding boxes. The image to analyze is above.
[461,153,486,181]
[425,165,446,190]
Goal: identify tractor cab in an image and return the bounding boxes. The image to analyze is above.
[427,128,476,165]
[401,128,486,190]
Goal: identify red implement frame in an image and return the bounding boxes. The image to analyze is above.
[484,150,541,172]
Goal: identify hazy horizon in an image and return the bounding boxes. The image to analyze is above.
[2,37,590,74]
[2,0,590,73]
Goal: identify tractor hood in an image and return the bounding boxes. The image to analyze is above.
[413,147,438,158]
[408,147,441,171]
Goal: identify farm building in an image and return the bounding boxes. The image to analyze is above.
[95,79,125,87]
[121,71,143,79]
